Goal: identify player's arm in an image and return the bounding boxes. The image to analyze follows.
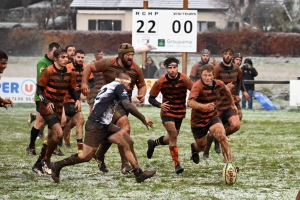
[116,84,153,129]
[81,58,109,95]
[187,81,215,111]
[134,62,147,103]
[148,80,161,108]
[36,69,50,105]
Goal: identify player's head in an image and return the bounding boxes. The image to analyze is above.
[65,44,76,62]
[164,57,179,79]
[94,49,103,61]
[74,49,85,65]
[0,50,8,74]
[118,43,134,68]
[53,48,68,67]
[116,73,131,89]
[200,64,214,86]
[232,53,243,67]
[222,48,234,65]
[47,42,60,61]
[200,49,210,64]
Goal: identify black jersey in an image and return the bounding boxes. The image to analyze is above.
[88,81,129,125]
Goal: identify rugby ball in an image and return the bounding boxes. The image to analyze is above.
[222,162,237,185]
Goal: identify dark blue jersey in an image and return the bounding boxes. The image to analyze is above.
[88,81,129,125]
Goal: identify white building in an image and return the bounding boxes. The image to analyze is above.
[70,0,234,32]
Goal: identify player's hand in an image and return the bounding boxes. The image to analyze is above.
[204,102,216,112]
[137,95,145,103]
[75,86,81,91]
[47,103,55,114]
[81,83,90,96]
[160,101,171,112]
[233,95,241,103]
[75,100,81,112]
[144,117,154,130]
[243,91,250,101]
[227,82,235,91]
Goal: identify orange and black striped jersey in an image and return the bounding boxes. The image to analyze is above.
[64,62,93,103]
[189,79,225,128]
[150,73,193,118]
[87,71,104,100]
[94,57,145,98]
[214,62,242,111]
[189,62,206,81]
[37,65,76,117]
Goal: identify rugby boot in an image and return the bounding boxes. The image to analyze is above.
[175,164,184,174]
[146,139,156,159]
[134,168,156,183]
[26,147,37,155]
[190,143,199,164]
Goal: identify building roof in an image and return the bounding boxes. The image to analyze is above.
[70,0,229,10]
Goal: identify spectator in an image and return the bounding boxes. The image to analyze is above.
[142,57,157,78]
[154,61,167,79]
[241,58,258,109]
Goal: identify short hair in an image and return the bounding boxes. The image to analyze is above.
[222,48,234,55]
[244,58,253,66]
[164,57,179,67]
[94,49,102,53]
[53,49,67,59]
[200,64,214,74]
[75,49,85,55]
[0,50,8,60]
[65,44,76,51]
[48,42,60,51]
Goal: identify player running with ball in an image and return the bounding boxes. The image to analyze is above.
[188,64,237,182]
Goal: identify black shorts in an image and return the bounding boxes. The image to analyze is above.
[35,101,40,112]
[161,116,183,130]
[64,102,77,118]
[219,107,235,124]
[191,117,222,139]
[84,119,121,148]
[41,114,61,129]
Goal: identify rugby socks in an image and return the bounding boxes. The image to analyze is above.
[55,153,80,170]
[77,139,83,153]
[154,136,167,146]
[35,141,47,165]
[169,146,179,166]
[29,127,40,149]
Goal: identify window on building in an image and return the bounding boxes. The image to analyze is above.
[197,21,216,32]
[227,21,239,30]
[88,20,122,31]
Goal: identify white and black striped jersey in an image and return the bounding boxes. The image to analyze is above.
[88,81,129,125]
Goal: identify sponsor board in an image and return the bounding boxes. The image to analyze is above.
[0,77,36,103]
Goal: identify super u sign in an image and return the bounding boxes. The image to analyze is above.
[132,9,197,53]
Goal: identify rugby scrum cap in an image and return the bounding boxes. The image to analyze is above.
[201,49,211,56]
[232,53,243,61]
[118,43,134,57]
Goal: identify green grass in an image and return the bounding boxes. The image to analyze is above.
[0,104,299,200]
